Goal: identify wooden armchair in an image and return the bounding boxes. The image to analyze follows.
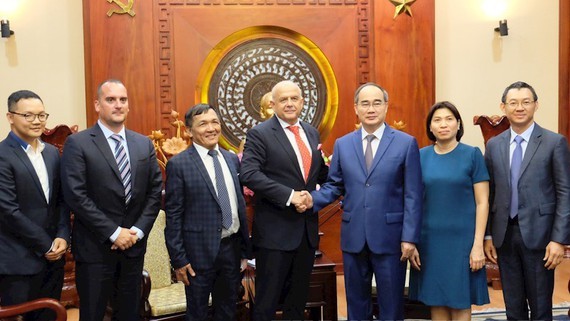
[141,210,187,321]
[141,212,249,321]
[473,115,510,290]
[41,125,80,308]
[0,298,67,321]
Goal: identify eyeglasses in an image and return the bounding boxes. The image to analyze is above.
[506,100,535,109]
[358,100,386,109]
[9,111,50,122]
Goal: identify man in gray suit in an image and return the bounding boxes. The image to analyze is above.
[484,81,570,321]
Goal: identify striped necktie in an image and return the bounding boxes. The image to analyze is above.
[110,134,132,204]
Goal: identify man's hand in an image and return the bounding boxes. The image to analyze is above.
[292,191,309,213]
[45,238,68,261]
[304,192,313,209]
[484,239,497,264]
[400,242,416,262]
[544,241,565,270]
[111,228,138,250]
[240,259,248,272]
[175,264,196,286]
[409,247,421,271]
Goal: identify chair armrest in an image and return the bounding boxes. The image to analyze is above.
[141,269,151,321]
[0,298,66,321]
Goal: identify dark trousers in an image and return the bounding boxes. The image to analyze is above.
[343,244,406,321]
[497,224,555,321]
[75,253,144,321]
[252,231,315,321]
[0,259,64,321]
[184,235,242,321]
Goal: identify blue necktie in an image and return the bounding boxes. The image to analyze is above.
[510,135,524,219]
[110,134,132,204]
[208,149,233,229]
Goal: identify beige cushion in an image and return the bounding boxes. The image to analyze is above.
[144,210,173,289]
[148,282,187,316]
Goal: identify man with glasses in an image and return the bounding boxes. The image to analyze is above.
[484,81,570,321]
[306,82,423,321]
[0,90,70,320]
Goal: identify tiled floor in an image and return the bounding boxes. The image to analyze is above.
[336,259,570,318]
[66,260,570,321]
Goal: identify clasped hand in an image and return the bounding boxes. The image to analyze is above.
[111,228,139,250]
[292,190,313,213]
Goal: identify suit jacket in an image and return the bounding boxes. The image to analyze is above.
[311,126,423,254]
[164,144,252,270]
[61,125,163,262]
[0,133,70,275]
[240,116,328,251]
[485,123,570,249]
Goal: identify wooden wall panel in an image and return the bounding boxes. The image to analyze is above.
[83,0,159,134]
[83,0,435,273]
[373,0,435,148]
[560,0,570,139]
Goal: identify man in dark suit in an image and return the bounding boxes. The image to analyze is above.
[61,79,163,321]
[307,83,423,321]
[484,81,570,321]
[240,80,329,321]
[164,104,252,321]
[0,90,70,320]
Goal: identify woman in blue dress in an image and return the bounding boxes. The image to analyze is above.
[409,101,490,320]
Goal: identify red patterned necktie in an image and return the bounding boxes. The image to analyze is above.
[288,125,312,182]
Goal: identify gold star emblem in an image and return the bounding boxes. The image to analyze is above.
[389,0,417,19]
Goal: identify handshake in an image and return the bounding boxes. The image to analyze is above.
[292,190,314,213]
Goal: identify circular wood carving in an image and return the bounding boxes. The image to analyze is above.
[198,27,338,151]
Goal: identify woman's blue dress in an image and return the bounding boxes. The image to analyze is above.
[408,143,490,309]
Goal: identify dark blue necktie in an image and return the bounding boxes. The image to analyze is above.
[208,149,233,229]
[510,135,524,219]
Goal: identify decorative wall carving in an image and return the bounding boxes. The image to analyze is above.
[155,0,371,142]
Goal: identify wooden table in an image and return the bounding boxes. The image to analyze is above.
[244,253,338,321]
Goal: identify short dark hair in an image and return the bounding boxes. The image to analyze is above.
[7,90,43,112]
[184,104,219,128]
[425,101,464,142]
[96,79,125,99]
[501,81,538,103]
[353,82,389,104]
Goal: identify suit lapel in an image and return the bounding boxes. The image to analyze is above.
[497,130,513,192]
[8,137,46,203]
[188,145,218,203]
[270,116,304,181]
[90,126,122,183]
[351,129,367,175]
[42,147,56,203]
[519,125,542,178]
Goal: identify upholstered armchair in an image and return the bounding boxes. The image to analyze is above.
[0,298,67,321]
[141,210,187,321]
